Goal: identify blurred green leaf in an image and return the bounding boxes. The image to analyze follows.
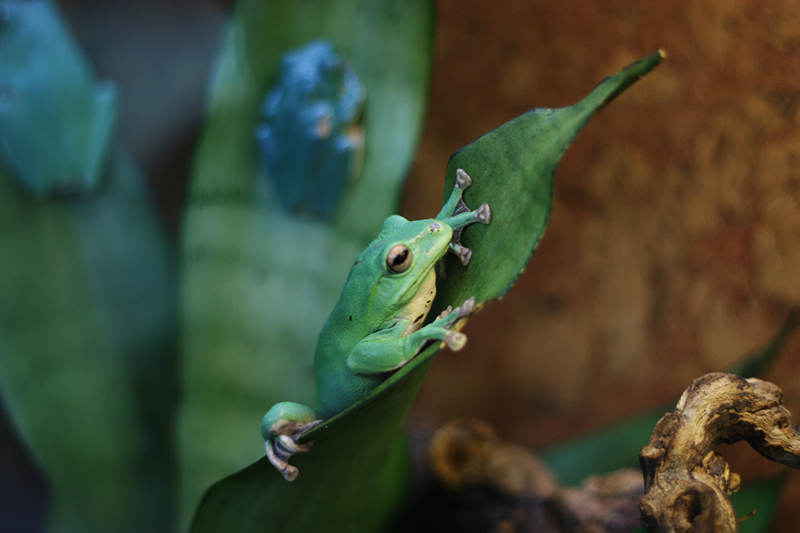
[191,52,663,533]
[0,152,175,532]
[540,309,798,486]
[729,309,798,378]
[733,475,785,533]
[178,0,436,524]
[0,2,174,531]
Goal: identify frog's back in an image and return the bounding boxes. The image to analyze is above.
[314,308,383,417]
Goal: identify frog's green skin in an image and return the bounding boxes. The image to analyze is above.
[262,169,490,481]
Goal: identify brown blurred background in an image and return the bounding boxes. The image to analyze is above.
[2,0,799,530]
[405,2,800,531]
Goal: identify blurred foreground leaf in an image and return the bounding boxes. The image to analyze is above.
[191,51,663,533]
[0,153,175,532]
[0,2,174,531]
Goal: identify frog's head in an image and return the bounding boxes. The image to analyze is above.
[352,215,454,316]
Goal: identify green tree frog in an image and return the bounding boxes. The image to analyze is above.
[262,169,491,481]
[255,40,365,219]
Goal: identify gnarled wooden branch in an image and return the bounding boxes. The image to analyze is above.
[415,418,645,533]
[639,372,800,532]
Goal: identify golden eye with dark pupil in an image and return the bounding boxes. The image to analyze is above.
[386,244,412,273]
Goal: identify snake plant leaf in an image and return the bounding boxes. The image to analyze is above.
[540,309,798,486]
[179,0,435,524]
[191,52,663,533]
[0,152,175,532]
[0,0,117,197]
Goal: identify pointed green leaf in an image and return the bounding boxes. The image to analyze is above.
[729,309,797,378]
[436,50,664,308]
[191,52,663,533]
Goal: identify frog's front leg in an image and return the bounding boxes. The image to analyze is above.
[437,169,491,266]
[347,297,476,375]
[261,402,323,481]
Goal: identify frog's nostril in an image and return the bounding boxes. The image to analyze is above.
[429,222,442,232]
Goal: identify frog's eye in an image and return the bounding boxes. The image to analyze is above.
[386,245,413,274]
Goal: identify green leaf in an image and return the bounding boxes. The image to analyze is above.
[729,308,798,378]
[178,0,436,525]
[191,52,663,533]
[436,51,664,308]
[0,152,175,533]
[733,475,785,533]
[540,309,798,486]
[0,3,174,530]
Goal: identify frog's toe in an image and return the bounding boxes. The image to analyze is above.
[436,305,454,321]
[476,202,491,225]
[456,296,476,317]
[444,331,467,351]
[263,415,323,481]
[449,242,473,266]
[276,434,314,455]
[456,168,472,190]
[265,440,300,481]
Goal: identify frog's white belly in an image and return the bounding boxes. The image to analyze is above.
[399,268,437,337]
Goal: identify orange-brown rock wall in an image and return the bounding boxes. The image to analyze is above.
[405,2,800,529]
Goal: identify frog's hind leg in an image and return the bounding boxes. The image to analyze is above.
[436,169,491,266]
[262,402,323,481]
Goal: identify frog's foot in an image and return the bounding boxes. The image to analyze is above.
[263,409,323,481]
[434,297,476,351]
[436,169,491,266]
[435,296,476,322]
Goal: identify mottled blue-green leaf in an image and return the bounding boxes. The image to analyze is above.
[191,53,662,533]
[0,0,117,197]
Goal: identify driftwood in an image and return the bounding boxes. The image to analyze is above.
[391,372,800,532]
[639,372,800,532]
[392,418,645,533]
